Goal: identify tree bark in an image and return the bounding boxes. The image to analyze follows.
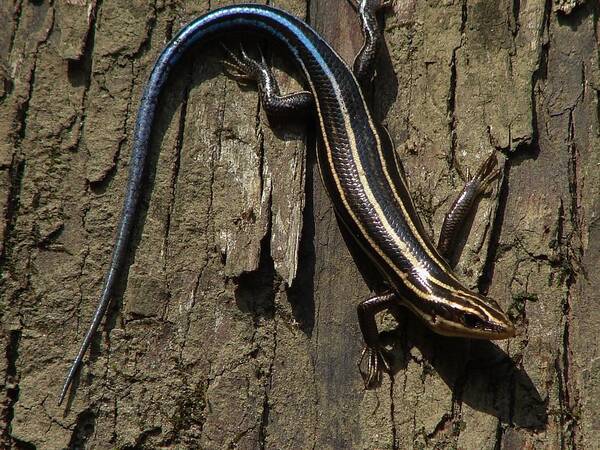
[1,0,599,448]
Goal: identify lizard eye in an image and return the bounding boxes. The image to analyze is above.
[462,313,484,329]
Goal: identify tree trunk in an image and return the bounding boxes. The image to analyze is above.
[1,0,599,448]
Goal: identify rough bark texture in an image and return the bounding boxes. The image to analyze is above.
[1,0,599,448]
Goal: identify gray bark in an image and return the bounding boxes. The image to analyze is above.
[0,0,599,448]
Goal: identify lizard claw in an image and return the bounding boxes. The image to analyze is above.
[346,0,392,12]
[470,152,501,195]
[220,42,268,85]
[220,43,252,84]
[358,345,392,389]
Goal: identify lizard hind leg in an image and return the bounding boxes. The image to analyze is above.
[437,152,501,260]
[220,41,314,117]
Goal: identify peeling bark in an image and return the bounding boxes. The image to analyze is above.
[1,0,599,448]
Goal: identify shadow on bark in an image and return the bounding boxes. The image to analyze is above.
[336,186,547,430]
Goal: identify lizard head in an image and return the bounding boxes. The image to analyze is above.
[403,284,516,340]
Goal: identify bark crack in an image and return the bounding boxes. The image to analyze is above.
[389,376,398,450]
[477,159,510,295]
[13,4,55,147]
[0,4,56,442]
[258,313,276,449]
[556,95,585,450]
[161,65,192,320]
[448,0,467,169]
[178,78,225,362]
[6,0,24,58]
[68,0,99,340]
[0,330,21,449]
[0,156,25,273]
